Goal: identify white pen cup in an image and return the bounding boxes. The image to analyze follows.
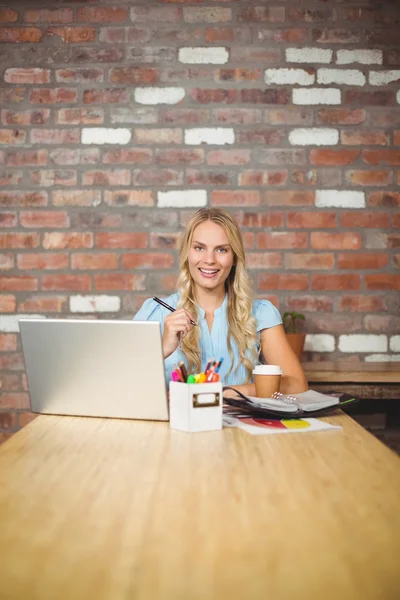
[253,365,282,398]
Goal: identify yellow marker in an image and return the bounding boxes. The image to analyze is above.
[282,419,310,429]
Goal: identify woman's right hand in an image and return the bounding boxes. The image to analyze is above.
[162,309,195,359]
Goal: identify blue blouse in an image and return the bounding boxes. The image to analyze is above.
[133,293,282,386]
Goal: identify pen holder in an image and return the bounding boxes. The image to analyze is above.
[169,381,223,433]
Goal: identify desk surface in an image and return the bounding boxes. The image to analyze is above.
[303,361,400,383]
[0,413,399,600]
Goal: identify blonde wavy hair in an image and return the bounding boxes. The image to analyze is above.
[177,208,258,382]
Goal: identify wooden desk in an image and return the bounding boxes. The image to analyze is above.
[0,414,399,600]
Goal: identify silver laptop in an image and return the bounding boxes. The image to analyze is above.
[19,319,168,421]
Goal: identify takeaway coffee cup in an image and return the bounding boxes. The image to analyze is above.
[253,365,282,398]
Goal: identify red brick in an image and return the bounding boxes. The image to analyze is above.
[0,90,24,107]
[82,169,131,186]
[0,130,26,145]
[389,235,400,249]
[72,47,124,64]
[216,68,262,82]
[56,68,104,84]
[232,47,282,63]
[41,274,91,292]
[30,88,78,104]
[205,27,252,43]
[0,373,21,391]
[365,275,400,290]
[0,27,42,43]
[190,88,238,104]
[5,68,50,84]
[287,212,337,229]
[213,108,262,125]
[103,149,152,165]
[155,149,203,165]
[122,253,175,269]
[147,273,178,293]
[0,295,15,312]
[0,233,39,249]
[78,7,128,22]
[364,314,392,334]
[394,254,400,267]
[243,232,255,249]
[83,88,130,104]
[49,148,99,165]
[287,296,333,312]
[24,8,73,23]
[238,129,284,144]
[0,393,30,409]
[368,191,400,207]
[0,333,17,352]
[338,296,386,312]
[0,276,38,291]
[312,275,361,291]
[71,253,119,270]
[30,129,80,145]
[310,149,360,166]
[109,67,158,84]
[206,150,250,166]
[0,354,25,371]
[18,295,67,313]
[337,253,388,270]
[0,8,18,23]
[52,190,101,207]
[93,274,146,291]
[344,90,395,106]
[363,150,400,166]
[2,109,50,126]
[285,253,334,270]
[18,412,38,429]
[340,212,390,228]
[341,131,389,146]
[134,168,183,186]
[0,191,47,207]
[104,190,154,206]
[246,253,282,269]
[238,6,285,22]
[47,27,96,43]
[258,274,309,291]
[262,191,315,206]
[6,150,48,166]
[162,109,210,125]
[72,212,123,229]
[99,26,151,44]
[17,253,69,271]
[186,169,228,186]
[234,210,284,228]
[264,107,312,125]
[317,108,366,125]
[42,232,93,250]
[96,233,148,249]
[258,28,308,43]
[312,28,361,43]
[346,170,392,186]
[30,170,77,187]
[20,211,68,229]
[209,190,258,207]
[0,170,22,186]
[0,253,13,270]
[311,232,361,250]
[394,131,400,145]
[149,233,181,250]
[393,214,400,228]
[0,212,17,228]
[257,232,308,250]
[239,170,287,186]
[288,7,335,21]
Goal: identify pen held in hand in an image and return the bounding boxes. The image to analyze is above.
[153,297,197,326]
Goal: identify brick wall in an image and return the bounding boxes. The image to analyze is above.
[0,0,399,440]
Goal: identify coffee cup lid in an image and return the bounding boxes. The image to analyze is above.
[253,365,282,375]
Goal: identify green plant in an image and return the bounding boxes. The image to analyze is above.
[282,311,305,334]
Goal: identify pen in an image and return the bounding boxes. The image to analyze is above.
[153,296,197,326]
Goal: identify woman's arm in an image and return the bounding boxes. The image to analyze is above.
[260,324,308,394]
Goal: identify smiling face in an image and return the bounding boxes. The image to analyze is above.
[187,220,235,296]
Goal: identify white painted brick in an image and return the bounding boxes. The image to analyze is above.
[317,68,366,86]
[134,87,185,105]
[185,127,234,145]
[390,336,400,352]
[70,295,121,314]
[264,68,314,86]
[286,48,333,64]
[316,190,365,208]
[0,314,45,333]
[365,354,400,362]
[179,47,228,65]
[338,335,387,353]
[397,91,400,105]
[369,70,400,86]
[336,49,383,65]
[157,190,207,208]
[289,128,339,146]
[292,88,341,105]
[81,128,131,145]
[304,334,335,353]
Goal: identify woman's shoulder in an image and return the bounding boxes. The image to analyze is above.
[133,293,180,321]
[252,298,282,330]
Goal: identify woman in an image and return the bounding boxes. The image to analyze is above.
[134,208,308,395]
